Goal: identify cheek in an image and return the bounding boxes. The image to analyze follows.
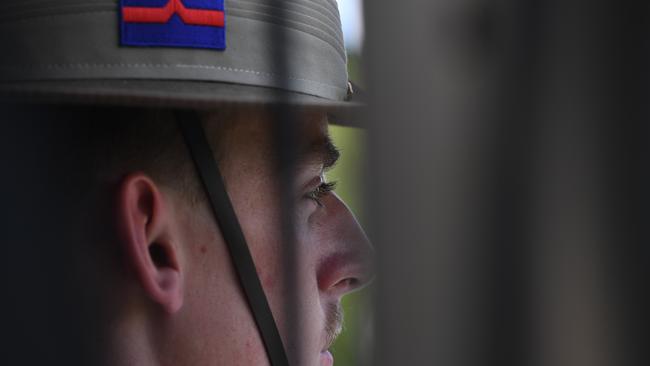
[241,207,285,288]
[182,239,271,365]
[259,259,278,290]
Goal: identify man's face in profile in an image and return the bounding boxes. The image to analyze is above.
[112,108,374,366]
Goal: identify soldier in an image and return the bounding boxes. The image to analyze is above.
[0,0,373,365]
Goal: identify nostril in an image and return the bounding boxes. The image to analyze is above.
[333,277,359,292]
[347,278,360,288]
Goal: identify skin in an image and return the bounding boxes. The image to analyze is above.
[107,108,374,366]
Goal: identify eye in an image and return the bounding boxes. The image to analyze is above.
[306,181,337,207]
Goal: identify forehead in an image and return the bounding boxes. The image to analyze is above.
[203,106,330,173]
[209,106,327,144]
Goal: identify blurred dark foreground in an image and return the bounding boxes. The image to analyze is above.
[0,108,119,365]
[366,1,650,366]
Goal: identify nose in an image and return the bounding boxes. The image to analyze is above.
[316,193,375,297]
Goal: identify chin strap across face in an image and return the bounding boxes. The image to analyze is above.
[176,111,290,366]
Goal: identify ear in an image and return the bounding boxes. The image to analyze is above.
[115,173,183,314]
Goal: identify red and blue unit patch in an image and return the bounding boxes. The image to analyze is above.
[120,0,225,50]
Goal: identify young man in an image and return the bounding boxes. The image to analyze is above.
[0,0,372,365]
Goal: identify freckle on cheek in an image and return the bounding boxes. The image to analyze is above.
[200,245,207,254]
[262,273,275,289]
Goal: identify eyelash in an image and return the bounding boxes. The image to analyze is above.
[306,181,337,207]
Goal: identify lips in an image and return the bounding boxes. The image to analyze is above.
[320,350,334,366]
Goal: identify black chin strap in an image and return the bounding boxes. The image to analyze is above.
[176,111,290,366]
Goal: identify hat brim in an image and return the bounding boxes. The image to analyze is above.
[0,79,363,127]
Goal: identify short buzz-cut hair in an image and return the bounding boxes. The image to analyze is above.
[80,107,205,204]
[34,105,235,207]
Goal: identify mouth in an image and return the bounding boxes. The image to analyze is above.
[320,302,343,365]
[320,350,334,366]
[320,302,342,366]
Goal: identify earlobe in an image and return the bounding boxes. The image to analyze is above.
[116,173,184,314]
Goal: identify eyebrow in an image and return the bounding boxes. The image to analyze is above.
[302,135,341,170]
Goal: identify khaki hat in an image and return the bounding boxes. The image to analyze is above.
[0,0,361,125]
